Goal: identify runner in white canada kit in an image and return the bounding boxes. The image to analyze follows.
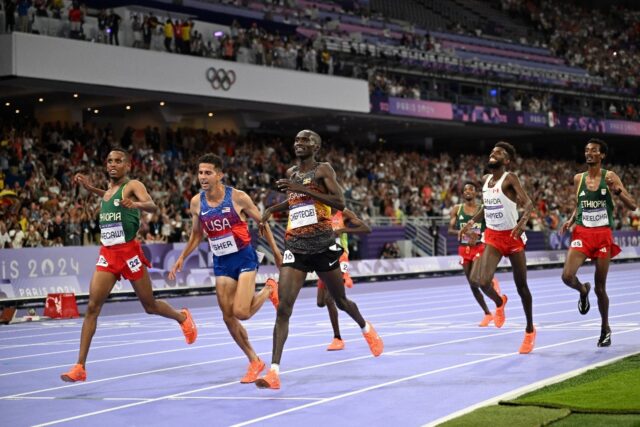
[559,138,638,347]
[459,141,536,354]
[169,153,281,384]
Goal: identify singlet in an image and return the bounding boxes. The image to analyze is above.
[482,172,518,231]
[575,169,614,229]
[285,164,334,254]
[199,187,252,256]
[332,211,349,254]
[455,204,484,246]
[99,181,140,246]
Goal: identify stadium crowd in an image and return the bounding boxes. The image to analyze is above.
[1,119,639,249]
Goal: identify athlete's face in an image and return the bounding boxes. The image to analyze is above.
[106,151,130,179]
[487,146,509,169]
[294,131,318,157]
[198,163,223,190]
[585,143,604,165]
[462,184,476,201]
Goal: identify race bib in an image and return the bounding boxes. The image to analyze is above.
[520,231,528,244]
[208,234,239,256]
[100,222,126,246]
[126,255,142,273]
[484,205,506,228]
[96,255,108,267]
[283,250,295,264]
[289,203,318,229]
[582,208,609,227]
[461,227,481,245]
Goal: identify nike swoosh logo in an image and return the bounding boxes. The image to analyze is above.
[202,209,215,215]
[329,259,338,267]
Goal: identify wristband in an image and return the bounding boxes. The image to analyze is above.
[614,188,622,196]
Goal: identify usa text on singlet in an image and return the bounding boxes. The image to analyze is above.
[99,181,140,246]
[199,187,252,256]
[285,164,334,254]
[575,169,614,229]
[482,172,519,231]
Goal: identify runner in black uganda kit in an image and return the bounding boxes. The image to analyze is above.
[254,130,384,390]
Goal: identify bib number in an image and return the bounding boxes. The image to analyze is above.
[208,234,239,256]
[126,255,142,273]
[289,203,318,229]
[283,250,295,264]
[100,222,126,246]
[582,208,609,227]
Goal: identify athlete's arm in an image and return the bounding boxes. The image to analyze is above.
[448,204,460,235]
[338,208,371,234]
[122,180,158,213]
[74,173,106,197]
[276,163,345,211]
[560,174,581,235]
[261,199,289,224]
[605,171,638,210]
[507,174,534,239]
[168,196,203,280]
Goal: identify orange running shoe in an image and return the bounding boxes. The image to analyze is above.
[519,328,536,354]
[362,321,383,357]
[60,364,86,382]
[478,313,493,327]
[240,358,265,383]
[179,308,197,344]
[491,277,501,295]
[266,278,279,309]
[343,274,354,288]
[255,369,280,390]
[327,338,345,351]
[493,294,508,328]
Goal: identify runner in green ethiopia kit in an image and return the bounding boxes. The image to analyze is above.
[560,138,637,347]
[60,148,197,383]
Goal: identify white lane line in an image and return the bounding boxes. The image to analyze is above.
[168,396,323,401]
[230,327,640,427]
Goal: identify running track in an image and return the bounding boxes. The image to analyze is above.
[1,264,640,427]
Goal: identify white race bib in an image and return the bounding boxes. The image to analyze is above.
[484,205,506,229]
[208,234,239,256]
[582,208,610,227]
[126,255,142,273]
[289,203,318,229]
[283,250,295,264]
[100,222,126,246]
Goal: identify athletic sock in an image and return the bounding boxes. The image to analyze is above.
[361,322,370,333]
[270,364,280,374]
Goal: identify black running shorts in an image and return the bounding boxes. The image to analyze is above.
[281,245,343,273]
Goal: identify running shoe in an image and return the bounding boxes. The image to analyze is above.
[492,277,501,295]
[255,369,280,390]
[266,278,279,309]
[597,329,611,347]
[478,313,493,327]
[60,364,86,382]
[578,282,591,315]
[343,274,354,288]
[493,294,508,328]
[327,338,345,351]
[519,328,536,354]
[179,308,197,344]
[240,359,265,383]
[362,321,383,357]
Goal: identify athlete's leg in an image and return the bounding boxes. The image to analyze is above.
[464,262,490,314]
[131,267,186,322]
[318,268,366,328]
[271,266,307,365]
[75,270,118,366]
[216,276,260,361]
[232,270,272,320]
[469,244,503,306]
[561,249,589,294]
[594,255,611,333]
[508,251,534,333]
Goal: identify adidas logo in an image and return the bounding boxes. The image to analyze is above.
[579,191,586,196]
[459,215,464,220]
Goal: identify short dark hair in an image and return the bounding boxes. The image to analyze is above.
[109,146,130,161]
[463,181,477,190]
[586,138,608,156]
[198,153,223,170]
[495,141,516,161]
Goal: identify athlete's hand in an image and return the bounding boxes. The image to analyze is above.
[276,179,305,193]
[74,173,91,190]
[560,221,572,236]
[168,257,184,280]
[467,232,479,245]
[120,198,138,209]
[458,225,471,242]
[510,223,526,240]
[605,174,622,196]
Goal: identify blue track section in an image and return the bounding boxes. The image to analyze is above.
[1,264,639,426]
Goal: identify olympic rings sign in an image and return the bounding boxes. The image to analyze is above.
[205,67,236,91]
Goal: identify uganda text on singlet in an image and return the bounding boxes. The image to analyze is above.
[199,187,252,256]
[285,165,335,254]
[575,169,614,229]
[99,181,140,246]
